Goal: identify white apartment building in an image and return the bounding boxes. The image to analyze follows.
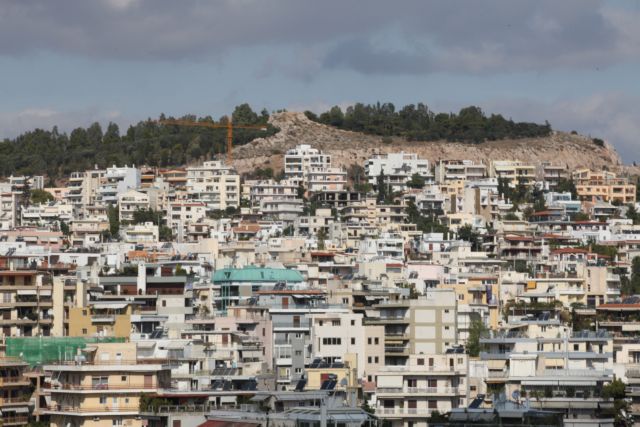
[247,179,298,207]
[121,222,159,244]
[118,189,150,222]
[20,203,73,227]
[168,202,207,242]
[0,183,18,230]
[435,160,487,183]
[186,160,240,211]
[8,175,44,191]
[374,353,468,426]
[365,152,432,192]
[284,144,331,187]
[306,166,348,193]
[97,165,141,205]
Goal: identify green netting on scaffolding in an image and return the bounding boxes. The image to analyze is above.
[5,337,125,366]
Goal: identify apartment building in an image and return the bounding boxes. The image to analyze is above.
[20,203,73,227]
[118,189,150,222]
[186,161,240,211]
[65,169,105,212]
[0,270,53,337]
[306,166,348,193]
[375,353,468,426]
[0,184,18,230]
[538,162,568,190]
[435,160,487,183]
[366,152,432,192]
[247,179,298,207]
[366,290,458,365]
[572,168,636,204]
[44,342,172,427]
[0,357,31,426]
[120,222,159,244]
[309,311,381,380]
[490,160,536,187]
[97,165,141,205]
[283,144,332,187]
[168,202,207,242]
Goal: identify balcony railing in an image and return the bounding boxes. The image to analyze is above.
[375,408,435,416]
[377,387,463,395]
[44,405,140,413]
[53,383,160,391]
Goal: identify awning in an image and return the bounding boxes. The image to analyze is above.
[39,289,52,296]
[220,395,237,403]
[487,360,506,369]
[521,380,596,386]
[166,341,185,350]
[91,302,128,310]
[11,407,28,414]
[16,289,37,296]
[136,342,156,349]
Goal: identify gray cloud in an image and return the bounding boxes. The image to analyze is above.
[0,0,637,75]
[480,92,640,164]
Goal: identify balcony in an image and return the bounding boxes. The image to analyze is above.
[376,387,463,395]
[91,315,116,323]
[43,404,140,414]
[375,408,436,417]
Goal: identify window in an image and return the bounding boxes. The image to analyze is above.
[368,357,372,363]
[374,337,379,345]
[428,400,437,409]
[374,356,379,363]
[351,338,355,345]
[100,397,107,404]
[82,328,87,335]
[113,420,123,427]
[428,379,437,388]
[295,350,302,356]
[408,400,417,409]
[445,326,450,330]
[351,319,356,326]
[332,320,341,326]
[368,338,372,345]
[417,358,424,366]
[162,300,167,307]
[574,344,579,351]
[319,321,323,326]
[121,376,127,381]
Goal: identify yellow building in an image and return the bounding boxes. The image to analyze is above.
[490,161,536,187]
[572,169,636,204]
[67,303,132,339]
[43,343,171,427]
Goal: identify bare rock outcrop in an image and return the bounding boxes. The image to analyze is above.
[231,112,624,175]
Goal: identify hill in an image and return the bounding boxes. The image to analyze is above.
[232,112,623,175]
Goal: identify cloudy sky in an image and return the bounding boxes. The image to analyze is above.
[1,0,639,161]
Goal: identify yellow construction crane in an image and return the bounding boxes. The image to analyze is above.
[159,118,268,165]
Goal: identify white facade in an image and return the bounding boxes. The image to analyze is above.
[283,144,331,187]
[118,189,150,222]
[186,161,240,211]
[365,152,432,192]
[97,165,141,205]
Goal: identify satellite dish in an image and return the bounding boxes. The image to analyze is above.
[512,390,520,401]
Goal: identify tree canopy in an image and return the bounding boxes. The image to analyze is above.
[0,104,276,180]
[306,102,551,143]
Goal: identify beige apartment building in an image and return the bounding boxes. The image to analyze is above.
[490,160,536,187]
[366,290,459,365]
[572,168,636,204]
[44,343,171,427]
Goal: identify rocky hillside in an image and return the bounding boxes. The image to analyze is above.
[232,112,624,175]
